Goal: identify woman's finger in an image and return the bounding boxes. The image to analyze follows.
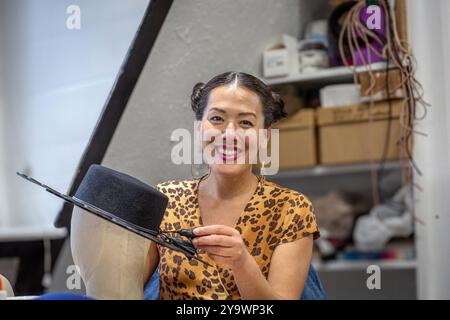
[195,245,236,257]
[207,254,229,265]
[193,234,233,247]
[193,225,238,237]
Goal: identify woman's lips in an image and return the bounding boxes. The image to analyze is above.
[215,145,243,162]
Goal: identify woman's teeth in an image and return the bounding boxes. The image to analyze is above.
[216,146,242,157]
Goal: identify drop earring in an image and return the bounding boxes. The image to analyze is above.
[191,135,210,180]
[259,161,267,185]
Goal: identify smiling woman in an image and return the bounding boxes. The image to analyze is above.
[144,71,320,300]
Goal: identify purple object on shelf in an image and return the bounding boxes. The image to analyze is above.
[353,5,386,66]
[327,2,387,67]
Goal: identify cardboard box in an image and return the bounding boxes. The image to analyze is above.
[273,109,317,169]
[317,100,403,165]
[358,68,404,102]
[263,34,299,78]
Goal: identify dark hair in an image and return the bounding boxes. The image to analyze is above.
[190,71,287,128]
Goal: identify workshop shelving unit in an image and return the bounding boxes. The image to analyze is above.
[263,62,416,299]
[265,61,395,87]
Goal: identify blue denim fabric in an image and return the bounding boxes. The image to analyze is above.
[35,293,96,300]
[144,269,161,300]
[300,263,327,300]
[144,263,327,300]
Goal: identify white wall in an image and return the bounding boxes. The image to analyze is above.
[0,0,149,228]
[409,0,450,299]
[102,0,312,185]
[0,16,9,226]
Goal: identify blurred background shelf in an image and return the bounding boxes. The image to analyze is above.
[272,160,404,179]
[313,259,417,272]
[264,62,396,86]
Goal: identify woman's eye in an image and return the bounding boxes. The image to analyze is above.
[210,116,223,122]
[240,120,254,127]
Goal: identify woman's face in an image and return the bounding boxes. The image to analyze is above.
[199,83,267,177]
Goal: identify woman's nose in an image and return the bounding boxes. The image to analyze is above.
[225,121,236,131]
[223,122,247,147]
[223,123,238,144]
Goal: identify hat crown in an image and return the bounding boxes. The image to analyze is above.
[74,165,168,232]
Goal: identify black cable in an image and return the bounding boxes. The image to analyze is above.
[377,51,393,199]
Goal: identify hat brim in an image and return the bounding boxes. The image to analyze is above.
[16,172,192,255]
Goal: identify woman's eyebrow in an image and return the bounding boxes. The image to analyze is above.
[208,107,226,114]
[209,107,256,118]
[238,112,257,118]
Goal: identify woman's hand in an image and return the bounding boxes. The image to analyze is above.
[192,225,250,270]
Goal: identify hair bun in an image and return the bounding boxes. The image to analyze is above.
[270,90,287,122]
[191,82,205,113]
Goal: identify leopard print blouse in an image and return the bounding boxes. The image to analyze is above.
[155,176,320,300]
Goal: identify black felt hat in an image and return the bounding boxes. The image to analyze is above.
[73,164,167,232]
[17,164,208,265]
[18,165,167,237]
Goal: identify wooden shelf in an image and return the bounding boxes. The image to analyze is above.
[271,160,404,179]
[264,62,395,86]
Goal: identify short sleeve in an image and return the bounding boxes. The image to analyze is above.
[279,194,320,244]
[155,180,175,195]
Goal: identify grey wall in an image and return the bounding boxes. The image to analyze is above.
[102,0,307,185]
